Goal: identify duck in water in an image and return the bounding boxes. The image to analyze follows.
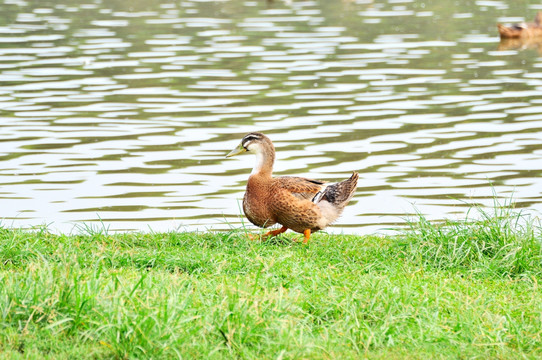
[498,12,542,38]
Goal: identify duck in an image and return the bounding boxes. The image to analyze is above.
[497,12,542,38]
[226,132,358,243]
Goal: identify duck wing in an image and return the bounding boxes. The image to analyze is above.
[272,176,327,201]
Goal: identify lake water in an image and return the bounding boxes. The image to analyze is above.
[1,0,542,234]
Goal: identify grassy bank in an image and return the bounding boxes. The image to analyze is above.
[0,209,541,359]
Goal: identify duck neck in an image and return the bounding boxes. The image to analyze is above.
[251,145,274,178]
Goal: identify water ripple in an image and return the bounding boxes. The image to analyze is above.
[0,0,541,234]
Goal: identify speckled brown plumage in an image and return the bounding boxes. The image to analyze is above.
[227,132,358,242]
[498,12,542,38]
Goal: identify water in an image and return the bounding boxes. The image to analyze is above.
[1,0,541,234]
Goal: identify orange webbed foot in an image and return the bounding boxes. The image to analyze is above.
[247,233,260,241]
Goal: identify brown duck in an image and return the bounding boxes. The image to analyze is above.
[226,132,358,243]
[498,12,542,38]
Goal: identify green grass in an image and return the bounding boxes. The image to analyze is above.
[0,206,541,359]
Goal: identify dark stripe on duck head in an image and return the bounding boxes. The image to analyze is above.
[242,133,263,147]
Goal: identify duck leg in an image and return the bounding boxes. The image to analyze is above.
[248,225,288,241]
[303,229,311,244]
[264,225,288,238]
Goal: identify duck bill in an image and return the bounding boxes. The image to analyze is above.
[226,143,246,158]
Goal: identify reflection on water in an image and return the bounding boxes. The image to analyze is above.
[1,0,542,234]
[499,38,542,55]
